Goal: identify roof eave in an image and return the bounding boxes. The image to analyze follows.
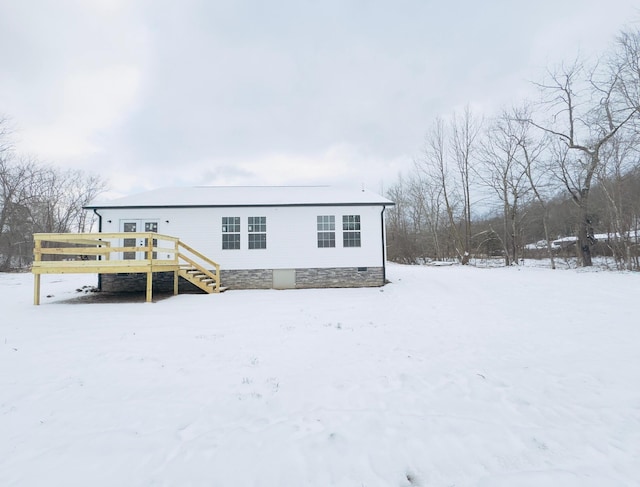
[84,201,395,210]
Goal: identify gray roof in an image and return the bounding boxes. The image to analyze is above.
[85,186,394,209]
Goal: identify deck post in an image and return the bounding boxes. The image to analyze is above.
[174,270,179,295]
[146,233,154,302]
[34,274,41,305]
[33,237,42,305]
[174,239,179,295]
[146,272,153,302]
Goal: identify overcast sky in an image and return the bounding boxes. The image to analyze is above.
[1,0,639,198]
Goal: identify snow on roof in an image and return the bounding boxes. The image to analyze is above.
[86,186,394,209]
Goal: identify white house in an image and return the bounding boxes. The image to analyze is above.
[85,186,394,291]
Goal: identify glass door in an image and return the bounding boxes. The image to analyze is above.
[121,220,158,260]
[122,221,140,260]
[144,221,158,260]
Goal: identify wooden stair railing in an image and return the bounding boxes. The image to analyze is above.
[176,240,223,294]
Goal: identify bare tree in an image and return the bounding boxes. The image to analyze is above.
[386,30,640,269]
[451,107,482,263]
[479,110,530,265]
[526,54,639,266]
[28,168,106,234]
[385,175,420,264]
[0,155,44,269]
[596,129,640,270]
[510,106,557,268]
[423,117,467,262]
[0,119,107,269]
[614,30,640,113]
[410,168,444,260]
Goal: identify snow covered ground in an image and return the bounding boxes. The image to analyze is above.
[1,264,639,487]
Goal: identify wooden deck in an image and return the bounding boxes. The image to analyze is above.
[32,232,221,304]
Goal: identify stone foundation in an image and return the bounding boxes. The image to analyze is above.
[100,272,202,293]
[219,269,274,290]
[100,266,385,292]
[294,267,384,288]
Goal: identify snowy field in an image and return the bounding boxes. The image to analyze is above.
[1,264,639,487]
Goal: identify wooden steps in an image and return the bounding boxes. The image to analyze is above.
[178,265,227,294]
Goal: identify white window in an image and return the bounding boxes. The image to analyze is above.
[222,217,240,250]
[317,215,335,248]
[343,215,361,247]
[248,216,266,249]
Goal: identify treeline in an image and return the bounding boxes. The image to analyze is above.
[0,118,106,270]
[386,29,640,271]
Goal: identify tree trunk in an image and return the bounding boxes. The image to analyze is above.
[577,201,593,267]
[502,190,510,266]
[542,211,556,270]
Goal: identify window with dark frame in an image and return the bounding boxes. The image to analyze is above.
[342,215,361,247]
[317,215,335,248]
[122,222,137,260]
[144,221,158,259]
[222,217,240,250]
[248,216,267,249]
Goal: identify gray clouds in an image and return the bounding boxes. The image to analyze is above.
[1,0,638,195]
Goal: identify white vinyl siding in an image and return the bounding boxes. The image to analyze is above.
[99,205,384,270]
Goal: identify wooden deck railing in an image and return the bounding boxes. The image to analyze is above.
[32,232,221,304]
